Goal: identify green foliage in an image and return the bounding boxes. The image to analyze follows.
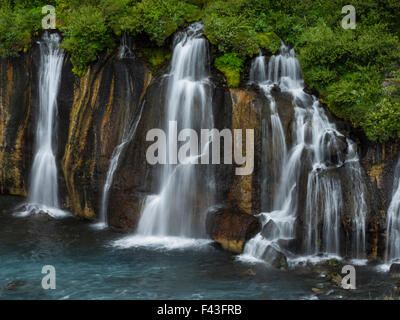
[296,19,400,141]
[123,0,201,46]
[60,5,114,76]
[1,0,400,141]
[141,47,171,71]
[364,97,400,142]
[0,4,42,57]
[202,0,259,57]
[214,53,244,87]
[257,32,280,54]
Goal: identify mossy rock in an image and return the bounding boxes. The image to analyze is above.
[257,32,281,54]
[141,47,171,72]
[214,52,244,87]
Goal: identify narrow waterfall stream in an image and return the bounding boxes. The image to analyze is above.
[18,32,65,218]
[116,22,214,247]
[96,36,140,229]
[386,157,400,263]
[241,44,367,265]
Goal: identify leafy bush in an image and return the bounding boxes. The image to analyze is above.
[123,0,201,46]
[202,0,259,57]
[140,47,171,71]
[364,97,400,142]
[214,53,244,87]
[1,0,400,141]
[257,32,280,54]
[0,4,42,57]
[60,5,114,76]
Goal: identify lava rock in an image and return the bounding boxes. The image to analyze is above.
[261,245,288,269]
[206,206,261,253]
[5,281,24,290]
[277,238,299,252]
[260,220,279,240]
[389,263,400,277]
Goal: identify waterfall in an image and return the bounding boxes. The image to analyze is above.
[241,43,367,264]
[18,32,65,218]
[95,36,139,229]
[135,22,214,240]
[386,157,400,262]
[118,32,134,59]
[250,53,287,211]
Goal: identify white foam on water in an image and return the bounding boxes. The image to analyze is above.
[349,258,368,266]
[111,235,212,251]
[91,222,108,230]
[288,254,343,267]
[13,203,70,219]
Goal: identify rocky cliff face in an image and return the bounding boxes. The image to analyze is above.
[0,35,398,261]
[359,141,400,258]
[0,55,32,196]
[60,52,151,220]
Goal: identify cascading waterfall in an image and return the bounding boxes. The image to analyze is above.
[346,143,367,259]
[249,53,287,211]
[135,22,214,241]
[96,40,141,229]
[118,32,134,59]
[241,43,367,264]
[386,157,400,263]
[18,32,65,218]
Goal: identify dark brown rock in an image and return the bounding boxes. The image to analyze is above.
[260,220,279,240]
[389,263,400,277]
[206,207,261,253]
[261,245,288,269]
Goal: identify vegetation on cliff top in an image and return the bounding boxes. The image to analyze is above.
[0,0,400,142]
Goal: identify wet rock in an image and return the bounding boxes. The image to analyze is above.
[260,220,279,240]
[311,287,324,294]
[327,272,342,287]
[389,263,400,277]
[228,88,263,214]
[0,55,32,196]
[321,131,347,166]
[277,238,299,252]
[5,281,24,290]
[206,207,261,254]
[61,52,152,221]
[261,245,288,270]
[244,269,256,276]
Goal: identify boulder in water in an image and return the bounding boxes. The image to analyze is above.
[260,220,280,240]
[389,263,400,277]
[206,207,261,254]
[261,245,288,270]
[277,238,299,252]
[5,281,24,290]
[321,131,347,166]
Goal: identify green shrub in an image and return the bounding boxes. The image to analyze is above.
[214,52,244,87]
[203,0,259,57]
[0,4,42,57]
[123,0,201,46]
[364,97,400,142]
[141,47,171,70]
[60,5,114,76]
[257,32,280,54]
